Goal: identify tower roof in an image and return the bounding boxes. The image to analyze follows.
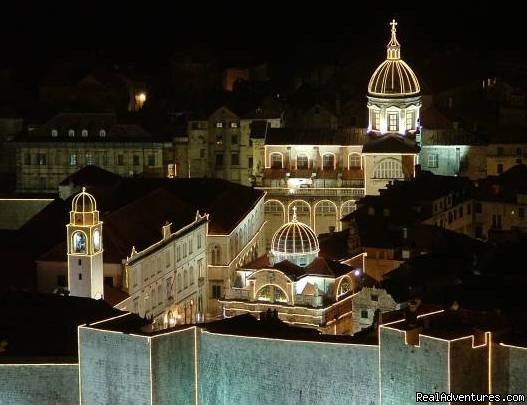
[271,207,320,257]
[71,187,97,213]
[368,19,420,97]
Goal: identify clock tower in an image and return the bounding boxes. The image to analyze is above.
[67,187,104,299]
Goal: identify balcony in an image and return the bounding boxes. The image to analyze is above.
[257,186,364,198]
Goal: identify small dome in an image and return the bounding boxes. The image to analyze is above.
[71,187,97,212]
[368,19,420,97]
[271,209,319,257]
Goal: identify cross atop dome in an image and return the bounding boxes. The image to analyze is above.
[387,18,401,60]
[292,206,298,221]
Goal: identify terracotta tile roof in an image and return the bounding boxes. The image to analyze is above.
[362,134,420,154]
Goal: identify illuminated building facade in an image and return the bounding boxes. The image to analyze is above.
[12,113,170,192]
[67,188,104,299]
[221,211,396,334]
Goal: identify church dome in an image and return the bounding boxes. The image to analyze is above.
[271,208,319,257]
[71,187,97,213]
[368,20,420,97]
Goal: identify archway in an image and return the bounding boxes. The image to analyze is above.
[313,200,338,234]
[264,199,286,249]
[287,199,311,226]
[340,200,357,221]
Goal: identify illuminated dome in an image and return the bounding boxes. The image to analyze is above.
[368,20,420,97]
[71,187,97,213]
[270,207,319,267]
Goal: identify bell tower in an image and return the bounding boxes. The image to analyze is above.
[67,187,104,299]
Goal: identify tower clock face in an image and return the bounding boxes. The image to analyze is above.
[93,229,101,252]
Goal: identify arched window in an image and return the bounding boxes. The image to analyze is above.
[256,285,288,303]
[72,231,87,253]
[270,153,283,169]
[68,129,75,137]
[296,154,308,169]
[210,245,221,265]
[322,153,335,170]
[337,277,352,297]
[81,129,88,137]
[348,153,361,168]
[99,129,106,137]
[373,159,403,179]
[51,129,58,137]
[184,269,189,288]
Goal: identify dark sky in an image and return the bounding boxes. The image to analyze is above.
[1,3,525,71]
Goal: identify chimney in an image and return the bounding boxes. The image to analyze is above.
[162,221,172,240]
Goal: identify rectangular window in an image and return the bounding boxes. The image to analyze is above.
[475,202,482,213]
[371,294,378,302]
[200,149,205,158]
[388,113,398,132]
[104,276,114,287]
[406,110,415,130]
[148,154,156,166]
[38,153,47,165]
[24,152,31,165]
[216,134,223,145]
[117,154,124,166]
[497,163,503,174]
[361,310,368,319]
[231,153,239,165]
[70,153,77,166]
[372,110,380,130]
[133,155,140,166]
[427,154,438,168]
[197,234,202,249]
[230,121,239,128]
[248,157,253,169]
[231,134,238,144]
[212,285,221,299]
[216,154,224,166]
[216,121,224,128]
[492,214,502,229]
[86,153,93,165]
[165,250,171,267]
[78,273,82,280]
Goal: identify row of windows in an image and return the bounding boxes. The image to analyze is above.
[23,152,157,167]
[496,146,523,156]
[371,110,416,131]
[373,159,403,179]
[215,134,250,146]
[215,121,239,128]
[269,153,362,170]
[51,129,106,138]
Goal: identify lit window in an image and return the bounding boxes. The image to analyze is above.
[297,154,308,169]
[81,129,88,137]
[70,153,77,166]
[388,113,398,132]
[51,129,58,137]
[406,110,415,130]
[230,121,239,128]
[216,134,223,145]
[167,163,176,178]
[374,159,403,179]
[372,110,380,130]
[338,278,352,297]
[256,285,287,303]
[216,121,224,128]
[348,153,361,168]
[72,231,86,253]
[270,153,283,168]
[86,153,94,165]
[99,129,106,137]
[428,154,438,168]
[68,129,75,137]
[322,153,335,170]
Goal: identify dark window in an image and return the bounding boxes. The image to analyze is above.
[78,273,82,280]
[467,203,471,215]
[78,258,82,266]
[133,155,140,166]
[361,310,368,319]
[104,276,114,287]
[38,153,47,165]
[492,214,502,229]
[57,275,66,287]
[519,207,525,218]
[215,154,224,166]
[212,285,221,298]
[497,163,503,174]
[117,154,124,166]
[200,149,205,158]
[475,202,482,213]
[459,206,463,217]
[475,225,483,238]
[371,294,378,302]
[231,153,239,165]
[249,139,253,147]
[148,154,156,166]
[24,153,31,165]
[517,147,522,156]
[248,157,253,168]
[231,135,238,144]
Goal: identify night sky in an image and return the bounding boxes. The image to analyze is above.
[2,3,524,71]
